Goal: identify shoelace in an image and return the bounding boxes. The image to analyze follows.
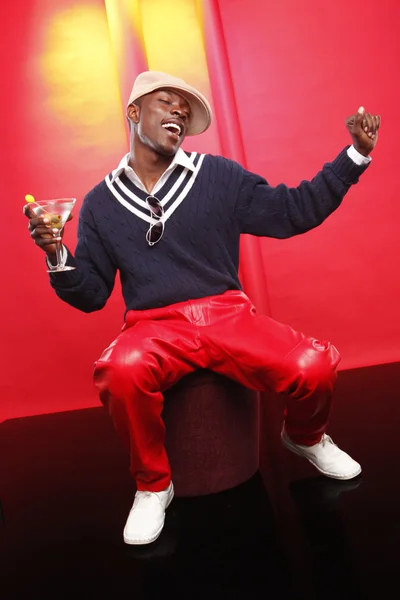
[320,434,337,447]
[137,491,155,499]
[134,489,169,508]
[133,491,159,508]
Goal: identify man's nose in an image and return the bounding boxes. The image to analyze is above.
[171,105,184,117]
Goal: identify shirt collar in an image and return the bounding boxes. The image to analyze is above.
[110,147,196,184]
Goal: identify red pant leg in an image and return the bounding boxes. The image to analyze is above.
[196,291,340,445]
[93,291,340,492]
[93,311,207,491]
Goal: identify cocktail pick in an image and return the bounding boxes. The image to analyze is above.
[25,194,35,203]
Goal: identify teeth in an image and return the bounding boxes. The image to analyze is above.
[162,123,181,135]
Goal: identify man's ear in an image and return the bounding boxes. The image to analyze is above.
[127,103,140,126]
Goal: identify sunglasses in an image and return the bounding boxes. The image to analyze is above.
[146,195,164,246]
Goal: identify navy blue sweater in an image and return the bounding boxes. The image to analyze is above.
[50,147,369,315]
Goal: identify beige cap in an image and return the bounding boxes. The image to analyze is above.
[127,71,212,136]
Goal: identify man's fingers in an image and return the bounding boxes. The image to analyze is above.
[363,112,371,130]
[35,237,61,248]
[359,111,381,137]
[355,106,365,127]
[368,113,380,138]
[23,204,34,219]
[371,115,379,137]
[31,226,54,237]
[362,112,378,138]
[30,229,53,243]
[28,217,49,228]
[31,231,61,247]
[27,217,51,233]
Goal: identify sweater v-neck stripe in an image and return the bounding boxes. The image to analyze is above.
[105,152,205,224]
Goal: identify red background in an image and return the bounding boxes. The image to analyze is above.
[1,0,399,422]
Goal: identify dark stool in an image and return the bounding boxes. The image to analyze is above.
[163,369,260,497]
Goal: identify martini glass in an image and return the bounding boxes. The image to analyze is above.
[31,198,76,272]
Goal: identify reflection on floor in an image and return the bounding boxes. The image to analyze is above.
[1,362,400,599]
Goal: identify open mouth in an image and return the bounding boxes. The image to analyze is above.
[162,122,182,139]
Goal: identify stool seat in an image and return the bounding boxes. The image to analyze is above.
[163,369,260,497]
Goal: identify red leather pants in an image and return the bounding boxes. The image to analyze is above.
[93,291,340,491]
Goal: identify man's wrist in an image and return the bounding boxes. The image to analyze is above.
[354,145,369,157]
[347,145,372,166]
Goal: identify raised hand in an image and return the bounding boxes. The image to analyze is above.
[345,107,380,157]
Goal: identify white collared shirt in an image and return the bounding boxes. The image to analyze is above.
[110,147,196,195]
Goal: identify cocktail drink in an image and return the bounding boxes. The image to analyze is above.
[30,198,76,272]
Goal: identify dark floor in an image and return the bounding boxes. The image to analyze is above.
[1,362,400,599]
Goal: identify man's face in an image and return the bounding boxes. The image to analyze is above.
[130,89,191,156]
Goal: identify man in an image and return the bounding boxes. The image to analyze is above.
[25,71,380,546]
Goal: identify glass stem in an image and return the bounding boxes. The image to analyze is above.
[55,240,63,269]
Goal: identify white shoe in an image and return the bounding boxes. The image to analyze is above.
[123,482,174,545]
[281,429,361,480]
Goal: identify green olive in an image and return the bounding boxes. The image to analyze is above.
[50,215,63,229]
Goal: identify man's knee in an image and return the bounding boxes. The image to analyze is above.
[93,341,156,396]
[280,338,340,397]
